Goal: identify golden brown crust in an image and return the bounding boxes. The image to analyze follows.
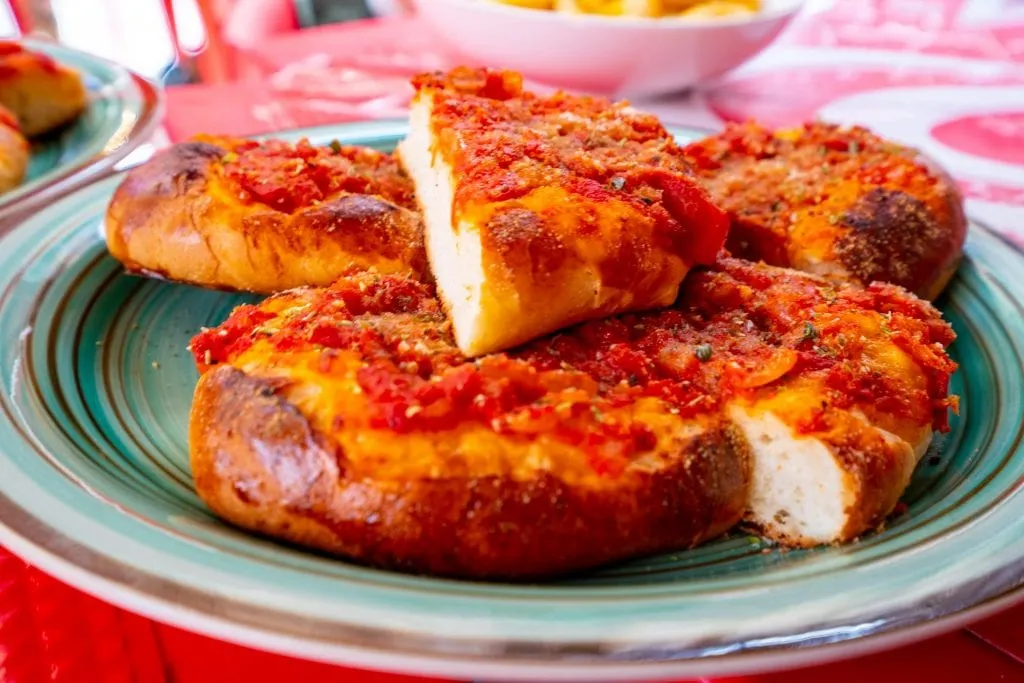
[105,139,428,293]
[0,41,86,137]
[833,186,964,302]
[187,261,956,573]
[830,423,919,540]
[190,364,750,580]
[684,121,967,300]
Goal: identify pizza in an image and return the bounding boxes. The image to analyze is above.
[105,135,428,293]
[683,121,967,300]
[98,66,965,579]
[187,259,955,578]
[398,67,728,356]
[188,271,749,579]
[0,103,28,193]
[0,42,86,197]
[0,41,86,138]
[676,259,956,544]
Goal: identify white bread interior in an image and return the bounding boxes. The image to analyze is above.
[400,93,631,356]
[729,403,930,545]
[398,95,492,356]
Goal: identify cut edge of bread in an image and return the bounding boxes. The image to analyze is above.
[729,402,928,546]
[398,94,493,356]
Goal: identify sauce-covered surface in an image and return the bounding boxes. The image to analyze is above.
[0,41,61,78]
[191,259,956,480]
[0,103,20,131]
[413,67,729,268]
[683,121,966,299]
[199,135,417,214]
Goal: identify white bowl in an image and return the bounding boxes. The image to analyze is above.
[411,0,805,98]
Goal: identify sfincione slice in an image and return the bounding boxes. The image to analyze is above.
[683,121,967,301]
[188,272,750,580]
[105,135,427,293]
[0,104,28,193]
[669,260,957,544]
[0,41,86,137]
[189,259,957,578]
[398,67,728,356]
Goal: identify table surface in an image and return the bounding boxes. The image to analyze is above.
[3,1,1024,681]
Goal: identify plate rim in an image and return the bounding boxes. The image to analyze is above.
[0,515,1020,682]
[0,120,1022,680]
[0,38,164,221]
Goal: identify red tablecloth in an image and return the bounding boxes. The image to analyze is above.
[4,1,1024,681]
[1,547,1021,681]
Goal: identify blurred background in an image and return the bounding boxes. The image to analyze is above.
[1,0,397,84]
[4,0,1019,242]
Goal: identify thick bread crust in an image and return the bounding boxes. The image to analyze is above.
[190,365,750,580]
[827,423,920,540]
[684,121,967,300]
[833,182,965,303]
[105,140,428,293]
[0,42,86,137]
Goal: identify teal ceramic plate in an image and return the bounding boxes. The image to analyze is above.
[0,121,1021,681]
[0,40,162,221]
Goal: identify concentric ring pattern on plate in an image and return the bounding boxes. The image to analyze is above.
[0,40,162,218]
[0,121,1021,678]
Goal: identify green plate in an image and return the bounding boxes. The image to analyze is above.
[0,121,1021,681]
[0,40,162,221]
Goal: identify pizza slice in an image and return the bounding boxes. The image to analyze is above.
[398,67,728,356]
[0,41,86,137]
[105,135,428,293]
[683,121,967,301]
[670,259,957,543]
[188,271,748,580]
[188,258,956,578]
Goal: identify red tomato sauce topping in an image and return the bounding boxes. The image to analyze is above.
[681,121,958,286]
[213,138,416,214]
[0,105,19,131]
[191,261,957,475]
[413,67,728,266]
